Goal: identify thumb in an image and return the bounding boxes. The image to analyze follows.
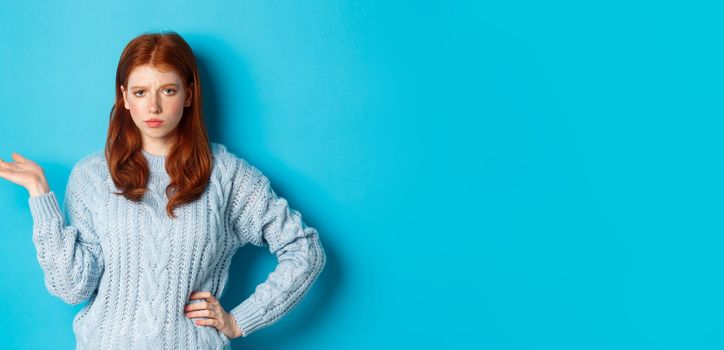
[11,153,27,162]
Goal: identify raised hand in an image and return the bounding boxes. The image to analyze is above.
[0,153,50,196]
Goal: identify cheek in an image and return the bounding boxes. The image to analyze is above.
[164,100,186,119]
[129,102,142,113]
[128,102,145,122]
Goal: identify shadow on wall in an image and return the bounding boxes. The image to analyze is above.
[188,34,342,348]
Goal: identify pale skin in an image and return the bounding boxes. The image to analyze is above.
[120,64,189,156]
[0,64,244,339]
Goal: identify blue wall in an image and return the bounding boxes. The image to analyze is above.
[2,1,723,349]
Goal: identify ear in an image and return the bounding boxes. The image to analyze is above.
[184,83,193,107]
[119,85,130,110]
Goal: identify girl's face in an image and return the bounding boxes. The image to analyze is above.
[120,64,193,150]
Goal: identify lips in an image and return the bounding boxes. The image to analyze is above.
[144,119,165,128]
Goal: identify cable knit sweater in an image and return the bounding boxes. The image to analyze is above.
[27,142,326,349]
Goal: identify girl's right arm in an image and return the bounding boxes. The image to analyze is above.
[0,153,105,305]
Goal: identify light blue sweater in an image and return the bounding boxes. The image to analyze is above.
[27,143,326,349]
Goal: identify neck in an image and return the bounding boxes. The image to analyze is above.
[142,133,177,156]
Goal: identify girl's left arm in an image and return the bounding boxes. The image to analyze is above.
[225,158,327,337]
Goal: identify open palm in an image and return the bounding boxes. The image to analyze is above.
[0,153,48,195]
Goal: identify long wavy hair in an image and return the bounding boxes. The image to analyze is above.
[106,31,212,219]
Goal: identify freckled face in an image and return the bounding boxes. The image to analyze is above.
[120,64,193,145]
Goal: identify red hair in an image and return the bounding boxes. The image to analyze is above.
[106,31,212,219]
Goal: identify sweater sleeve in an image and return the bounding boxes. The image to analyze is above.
[28,161,105,305]
[226,158,326,337]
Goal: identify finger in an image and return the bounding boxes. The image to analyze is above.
[11,153,27,162]
[195,318,218,327]
[0,167,16,176]
[189,291,218,305]
[0,168,20,183]
[184,301,210,311]
[188,291,213,300]
[0,161,19,171]
[185,309,215,318]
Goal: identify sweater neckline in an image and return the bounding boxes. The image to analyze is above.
[141,149,167,173]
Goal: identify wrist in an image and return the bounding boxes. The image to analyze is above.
[230,314,244,338]
[28,181,50,197]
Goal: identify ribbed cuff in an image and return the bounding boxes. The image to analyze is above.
[28,191,63,223]
[230,298,267,337]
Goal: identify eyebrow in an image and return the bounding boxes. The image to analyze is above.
[129,83,179,90]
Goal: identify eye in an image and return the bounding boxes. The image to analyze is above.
[163,88,177,95]
[133,90,144,97]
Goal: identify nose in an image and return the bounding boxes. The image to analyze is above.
[148,93,162,114]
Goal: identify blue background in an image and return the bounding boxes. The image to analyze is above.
[1,0,723,349]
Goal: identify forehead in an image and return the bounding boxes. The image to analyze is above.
[127,64,183,86]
